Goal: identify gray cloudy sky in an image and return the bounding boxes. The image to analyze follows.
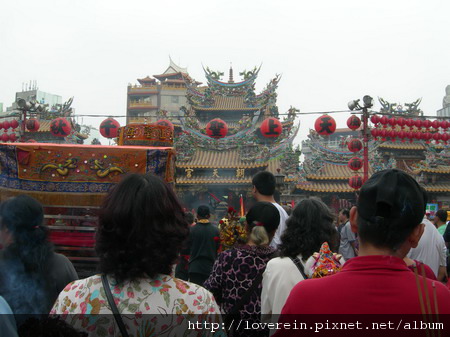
[1,0,449,144]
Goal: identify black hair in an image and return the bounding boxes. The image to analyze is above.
[246,201,280,236]
[197,205,210,219]
[19,317,87,337]
[279,197,338,260]
[96,173,188,284]
[339,208,350,218]
[436,210,448,223]
[184,212,195,224]
[252,171,276,196]
[0,195,54,317]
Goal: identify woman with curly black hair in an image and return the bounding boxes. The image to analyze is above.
[51,173,222,336]
[261,197,340,320]
[0,195,78,327]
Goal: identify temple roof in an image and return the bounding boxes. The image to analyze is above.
[306,162,373,180]
[378,142,426,150]
[177,149,267,169]
[193,96,260,111]
[137,76,157,85]
[296,181,356,193]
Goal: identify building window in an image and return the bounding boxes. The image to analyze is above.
[171,96,179,104]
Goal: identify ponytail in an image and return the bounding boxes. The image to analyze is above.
[249,221,269,246]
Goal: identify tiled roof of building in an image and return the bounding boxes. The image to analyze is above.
[296,181,356,193]
[412,166,450,174]
[177,149,268,169]
[193,96,260,111]
[425,183,450,192]
[306,163,372,180]
[378,142,426,150]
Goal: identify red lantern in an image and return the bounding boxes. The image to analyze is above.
[439,120,448,130]
[397,117,405,128]
[442,133,449,143]
[380,129,387,141]
[422,120,431,130]
[349,176,363,189]
[405,119,414,128]
[389,130,397,142]
[424,132,432,143]
[388,117,397,127]
[260,117,282,138]
[371,128,379,140]
[3,121,10,130]
[50,118,71,138]
[398,131,406,142]
[414,132,422,140]
[100,118,120,138]
[348,157,363,171]
[414,119,422,128]
[10,120,19,129]
[370,115,380,125]
[348,138,362,152]
[431,120,440,130]
[380,116,388,128]
[1,133,9,142]
[156,119,174,131]
[26,118,40,132]
[347,115,361,130]
[433,133,441,143]
[206,118,228,139]
[9,133,17,142]
[314,115,336,136]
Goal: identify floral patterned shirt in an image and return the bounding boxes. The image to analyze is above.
[51,274,224,337]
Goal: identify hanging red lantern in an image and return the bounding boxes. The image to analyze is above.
[348,157,363,171]
[389,130,397,142]
[156,119,174,131]
[380,116,388,128]
[9,133,17,142]
[439,120,448,130]
[424,132,432,143]
[414,132,422,140]
[433,133,441,143]
[26,118,40,132]
[206,118,228,139]
[405,118,414,128]
[414,119,422,128]
[260,117,283,138]
[380,129,387,141]
[100,118,120,138]
[441,133,449,144]
[3,121,10,130]
[371,128,379,140]
[1,133,9,142]
[348,138,362,152]
[397,117,405,128]
[349,176,363,189]
[347,115,361,130]
[50,118,71,138]
[422,120,432,130]
[398,131,406,142]
[10,120,19,129]
[431,120,440,130]
[370,115,380,125]
[314,115,336,136]
[388,117,397,127]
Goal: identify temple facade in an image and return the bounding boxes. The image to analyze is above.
[173,66,301,212]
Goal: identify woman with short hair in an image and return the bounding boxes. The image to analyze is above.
[51,173,221,336]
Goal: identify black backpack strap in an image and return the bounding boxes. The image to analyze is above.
[101,274,130,337]
[290,256,308,280]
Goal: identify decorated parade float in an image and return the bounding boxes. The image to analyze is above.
[0,118,174,276]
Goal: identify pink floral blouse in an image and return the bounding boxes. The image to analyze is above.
[51,274,224,336]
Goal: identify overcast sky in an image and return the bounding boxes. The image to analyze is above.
[1,0,449,144]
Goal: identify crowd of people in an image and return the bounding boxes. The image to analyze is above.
[0,169,450,336]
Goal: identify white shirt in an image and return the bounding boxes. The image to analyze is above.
[408,218,447,277]
[261,255,306,320]
[269,203,289,248]
[339,221,357,260]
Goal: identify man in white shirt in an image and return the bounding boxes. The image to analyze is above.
[251,171,288,248]
[408,217,447,281]
[338,209,358,260]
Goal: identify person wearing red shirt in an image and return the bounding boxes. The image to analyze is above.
[274,169,450,336]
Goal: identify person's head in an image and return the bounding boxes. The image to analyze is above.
[96,173,188,284]
[245,201,280,246]
[350,169,428,257]
[338,209,350,223]
[252,171,276,199]
[184,212,195,225]
[279,197,338,259]
[196,205,210,220]
[434,210,448,226]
